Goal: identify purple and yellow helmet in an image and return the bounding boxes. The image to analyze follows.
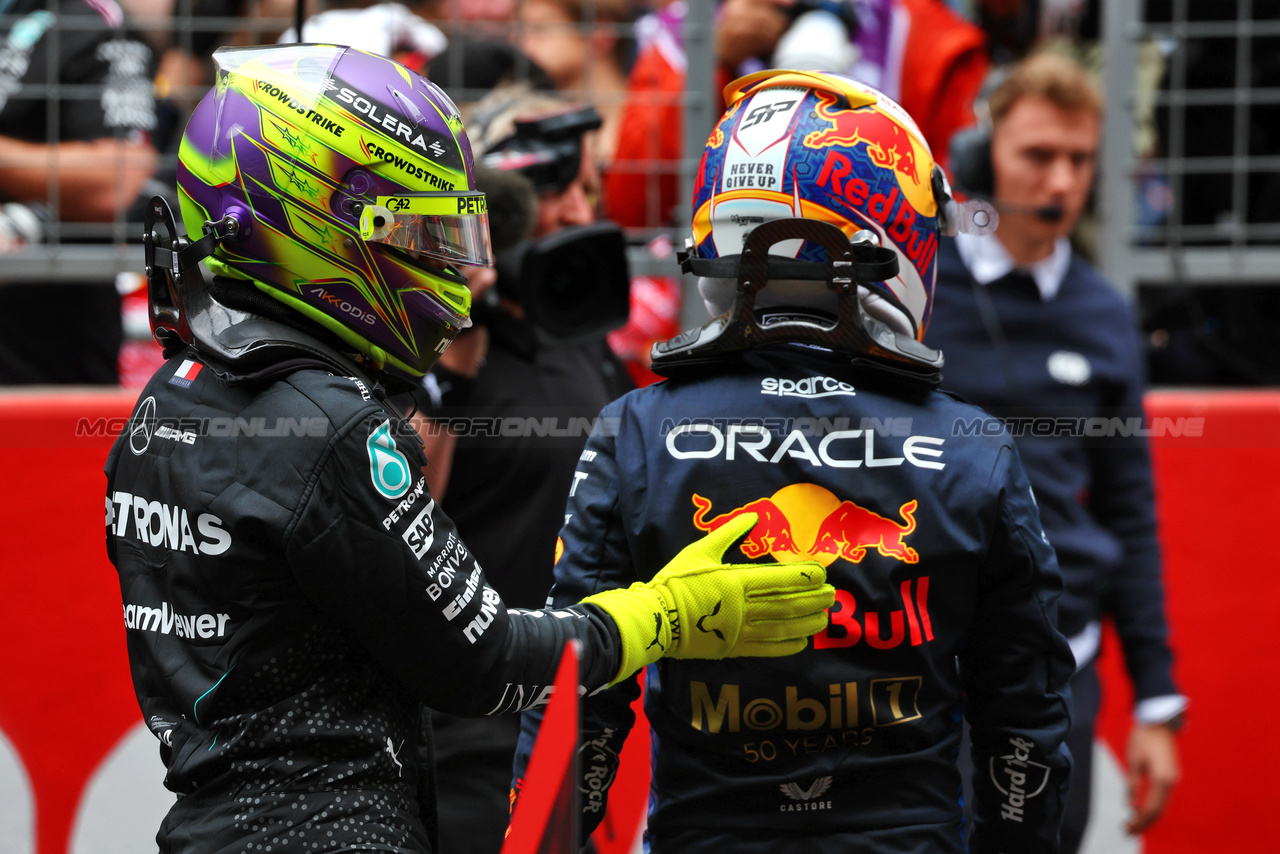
[177,44,492,379]
[691,69,944,340]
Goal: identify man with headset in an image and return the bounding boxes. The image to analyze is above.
[929,51,1186,853]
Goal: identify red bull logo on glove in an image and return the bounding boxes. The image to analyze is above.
[691,484,919,568]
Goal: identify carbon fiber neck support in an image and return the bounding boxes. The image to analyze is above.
[654,219,942,388]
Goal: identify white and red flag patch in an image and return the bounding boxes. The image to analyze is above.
[168,359,203,388]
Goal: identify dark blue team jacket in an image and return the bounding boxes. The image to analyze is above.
[516,346,1074,854]
[926,237,1178,703]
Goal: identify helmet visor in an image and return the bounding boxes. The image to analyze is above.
[360,193,494,268]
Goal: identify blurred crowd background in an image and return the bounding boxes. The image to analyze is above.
[1,0,1278,389]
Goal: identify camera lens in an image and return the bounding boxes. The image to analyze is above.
[541,246,590,316]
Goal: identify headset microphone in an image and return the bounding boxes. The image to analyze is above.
[990,199,1065,223]
[948,124,1067,225]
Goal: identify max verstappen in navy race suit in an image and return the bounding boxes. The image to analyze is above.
[514,70,1076,853]
[103,46,833,854]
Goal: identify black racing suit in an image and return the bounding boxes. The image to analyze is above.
[105,346,622,853]
[514,347,1075,854]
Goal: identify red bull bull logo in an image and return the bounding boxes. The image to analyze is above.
[804,95,920,188]
[691,494,800,559]
[691,484,919,567]
[812,499,918,564]
[802,92,937,228]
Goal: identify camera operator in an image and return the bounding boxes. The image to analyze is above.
[408,84,633,854]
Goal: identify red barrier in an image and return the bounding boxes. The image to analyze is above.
[1,388,1276,854]
[0,389,143,854]
[1093,390,1280,851]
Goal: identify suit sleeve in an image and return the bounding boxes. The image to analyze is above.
[513,398,642,840]
[961,443,1075,854]
[283,409,622,716]
[1088,317,1180,703]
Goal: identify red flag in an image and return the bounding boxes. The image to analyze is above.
[502,641,581,854]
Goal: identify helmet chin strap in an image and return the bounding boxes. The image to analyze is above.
[652,218,943,389]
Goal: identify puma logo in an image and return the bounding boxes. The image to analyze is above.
[696,601,725,641]
[646,613,665,651]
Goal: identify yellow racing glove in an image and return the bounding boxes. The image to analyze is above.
[582,513,835,685]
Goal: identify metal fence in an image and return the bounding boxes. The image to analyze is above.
[1099,0,1280,294]
[7,1,1277,296]
[0,0,716,288]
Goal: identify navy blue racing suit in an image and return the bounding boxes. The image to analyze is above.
[514,345,1074,854]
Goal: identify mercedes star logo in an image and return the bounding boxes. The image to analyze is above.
[129,396,158,455]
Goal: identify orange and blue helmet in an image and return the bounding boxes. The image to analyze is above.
[689,69,951,340]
